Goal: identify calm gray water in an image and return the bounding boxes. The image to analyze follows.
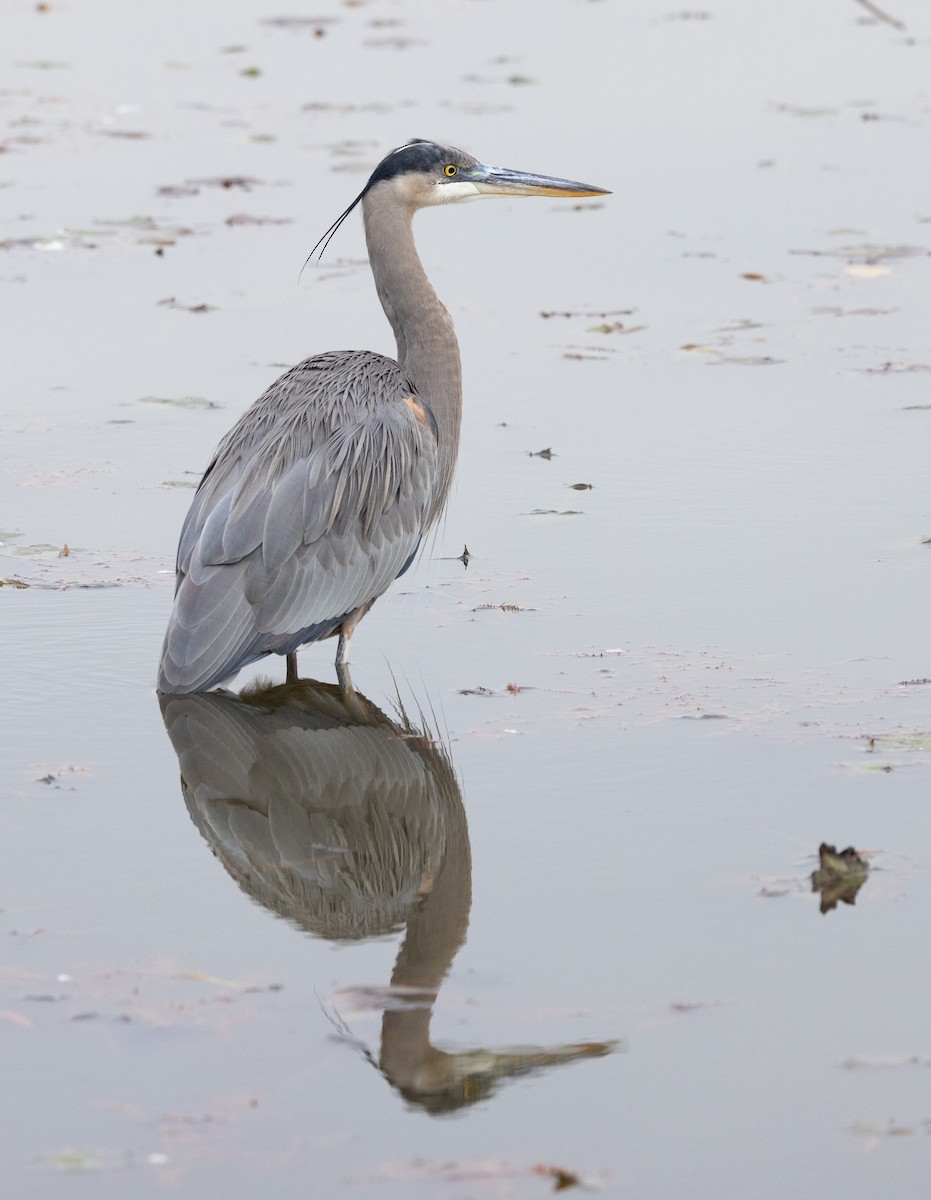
[3,1,931,1196]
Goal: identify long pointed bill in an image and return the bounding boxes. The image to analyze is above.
[472,165,610,198]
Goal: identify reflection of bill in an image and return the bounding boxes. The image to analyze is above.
[160,678,619,1113]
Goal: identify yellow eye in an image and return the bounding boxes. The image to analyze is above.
[444,164,458,177]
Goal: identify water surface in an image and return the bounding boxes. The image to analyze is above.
[3,1,931,1196]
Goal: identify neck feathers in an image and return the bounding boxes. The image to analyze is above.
[362,187,462,518]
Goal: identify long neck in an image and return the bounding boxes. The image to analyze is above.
[362,189,462,516]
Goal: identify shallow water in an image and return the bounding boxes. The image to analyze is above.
[3,0,931,1196]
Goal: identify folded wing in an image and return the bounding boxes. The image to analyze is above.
[157,352,438,693]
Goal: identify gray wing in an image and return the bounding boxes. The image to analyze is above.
[159,685,453,938]
[157,351,439,693]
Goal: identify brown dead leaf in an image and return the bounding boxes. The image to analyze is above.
[811,843,869,913]
[533,1163,582,1191]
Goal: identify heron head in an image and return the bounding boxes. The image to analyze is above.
[366,139,610,208]
[306,140,609,264]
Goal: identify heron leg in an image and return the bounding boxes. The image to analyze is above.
[336,606,364,668]
[286,651,299,683]
[336,660,356,698]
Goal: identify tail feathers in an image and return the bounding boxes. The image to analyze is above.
[158,562,262,693]
[157,562,350,694]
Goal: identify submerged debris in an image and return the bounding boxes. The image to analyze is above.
[158,176,262,197]
[844,1054,931,1069]
[224,213,292,226]
[587,320,646,334]
[540,308,634,319]
[865,361,931,374]
[790,242,930,263]
[157,297,216,314]
[137,394,220,409]
[363,1156,608,1190]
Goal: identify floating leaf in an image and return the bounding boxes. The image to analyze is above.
[532,1163,582,1191]
[225,213,292,226]
[717,318,764,330]
[866,362,931,374]
[775,102,839,118]
[35,1149,125,1172]
[541,308,634,319]
[844,1055,931,1069]
[812,305,895,317]
[157,297,217,314]
[587,320,646,334]
[262,15,339,30]
[137,395,220,409]
[176,971,263,990]
[713,355,784,366]
[8,543,60,556]
[792,243,928,263]
[850,1118,914,1138]
[863,732,931,751]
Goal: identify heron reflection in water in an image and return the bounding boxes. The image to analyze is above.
[157,141,608,694]
[160,678,618,1112]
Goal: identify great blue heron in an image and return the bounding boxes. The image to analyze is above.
[157,140,608,694]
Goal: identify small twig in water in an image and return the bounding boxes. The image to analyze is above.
[854,0,906,30]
